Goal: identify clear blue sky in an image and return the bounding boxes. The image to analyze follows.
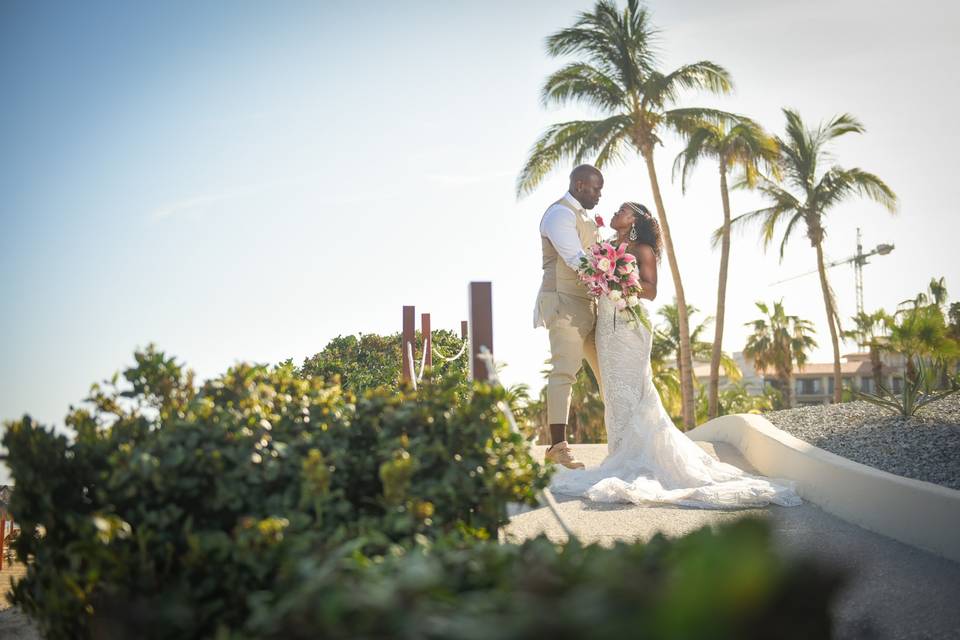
[3,0,959,444]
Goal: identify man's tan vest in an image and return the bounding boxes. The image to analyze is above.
[540,198,599,299]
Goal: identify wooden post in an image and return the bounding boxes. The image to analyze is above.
[468,282,493,381]
[460,320,468,340]
[0,510,6,570]
[402,305,415,385]
[421,313,432,370]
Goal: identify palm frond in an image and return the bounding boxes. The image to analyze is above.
[819,112,865,141]
[651,61,733,106]
[671,124,719,193]
[719,352,743,381]
[515,116,629,197]
[546,0,658,88]
[719,176,800,252]
[777,212,806,261]
[541,62,627,111]
[817,167,898,213]
[594,127,631,169]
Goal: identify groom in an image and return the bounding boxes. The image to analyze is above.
[534,164,604,469]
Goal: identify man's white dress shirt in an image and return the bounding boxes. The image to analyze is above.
[539,192,589,271]
[534,192,591,327]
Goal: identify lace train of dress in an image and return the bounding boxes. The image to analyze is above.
[550,297,802,509]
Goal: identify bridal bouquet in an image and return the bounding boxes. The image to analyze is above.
[578,242,652,330]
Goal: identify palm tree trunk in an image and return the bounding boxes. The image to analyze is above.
[815,241,843,402]
[641,147,696,429]
[785,370,795,409]
[709,164,732,419]
[870,342,883,391]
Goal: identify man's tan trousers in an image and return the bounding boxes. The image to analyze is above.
[539,291,603,425]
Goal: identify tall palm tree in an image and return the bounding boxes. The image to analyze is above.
[672,116,779,420]
[656,300,741,427]
[743,300,818,409]
[725,109,897,402]
[516,0,733,428]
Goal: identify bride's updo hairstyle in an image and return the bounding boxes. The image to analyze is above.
[625,202,662,263]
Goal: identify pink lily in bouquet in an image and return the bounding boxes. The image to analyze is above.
[578,242,651,330]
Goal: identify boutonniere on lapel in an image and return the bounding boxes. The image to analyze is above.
[594,215,604,228]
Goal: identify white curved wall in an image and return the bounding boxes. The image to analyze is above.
[688,414,960,563]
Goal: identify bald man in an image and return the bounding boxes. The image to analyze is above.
[533,164,604,469]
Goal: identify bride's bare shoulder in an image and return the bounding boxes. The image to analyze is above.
[628,242,656,263]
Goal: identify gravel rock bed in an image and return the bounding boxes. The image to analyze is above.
[763,393,960,491]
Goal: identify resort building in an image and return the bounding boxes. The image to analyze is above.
[691,350,909,407]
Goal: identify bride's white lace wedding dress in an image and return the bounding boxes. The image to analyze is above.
[550,297,802,509]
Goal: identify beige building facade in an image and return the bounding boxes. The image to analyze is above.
[691,351,910,407]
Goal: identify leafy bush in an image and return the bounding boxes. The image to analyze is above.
[2,345,546,639]
[3,345,843,639]
[697,382,778,419]
[296,329,468,394]
[245,517,843,640]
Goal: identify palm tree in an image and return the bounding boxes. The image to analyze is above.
[650,330,682,418]
[742,300,818,409]
[949,302,960,342]
[516,0,733,428]
[900,277,949,315]
[725,109,897,402]
[672,116,779,420]
[887,306,959,388]
[656,300,741,427]
[889,280,960,388]
[842,309,892,392]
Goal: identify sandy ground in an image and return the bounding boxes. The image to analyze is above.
[506,443,960,640]
[0,562,39,640]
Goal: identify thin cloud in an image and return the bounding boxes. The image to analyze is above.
[150,190,252,220]
[149,175,316,221]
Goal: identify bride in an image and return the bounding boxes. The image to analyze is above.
[549,202,802,509]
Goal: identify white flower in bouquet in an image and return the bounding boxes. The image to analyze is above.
[577,241,652,331]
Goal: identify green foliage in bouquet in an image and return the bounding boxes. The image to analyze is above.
[243,517,844,640]
[2,345,546,640]
[297,329,468,394]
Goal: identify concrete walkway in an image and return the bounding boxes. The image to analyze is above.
[505,444,960,640]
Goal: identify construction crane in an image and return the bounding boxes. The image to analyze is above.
[769,228,894,317]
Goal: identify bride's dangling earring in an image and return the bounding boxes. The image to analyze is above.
[629,224,638,241]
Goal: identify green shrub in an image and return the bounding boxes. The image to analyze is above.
[241,518,843,640]
[3,345,843,639]
[2,345,546,639]
[296,329,468,394]
[856,356,960,416]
